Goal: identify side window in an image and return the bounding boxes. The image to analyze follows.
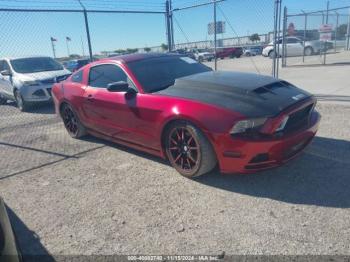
[88,64,128,88]
[0,61,10,72]
[71,70,83,83]
[287,38,299,44]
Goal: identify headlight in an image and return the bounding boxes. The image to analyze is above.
[22,80,39,86]
[230,118,267,134]
[275,116,289,132]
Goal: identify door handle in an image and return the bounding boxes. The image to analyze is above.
[87,94,94,102]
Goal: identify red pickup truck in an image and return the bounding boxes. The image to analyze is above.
[215,47,243,59]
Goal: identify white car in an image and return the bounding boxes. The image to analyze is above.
[192,49,215,62]
[0,56,71,111]
[262,37,325,58]
[243,48,257,56]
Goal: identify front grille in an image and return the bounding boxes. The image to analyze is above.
[33,89,46,97]
[46,88,52,97]
[41,78,55,84]
[284,104,314,132]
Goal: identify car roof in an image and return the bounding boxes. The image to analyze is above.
[2,55,52,61]
[99,52,181,64]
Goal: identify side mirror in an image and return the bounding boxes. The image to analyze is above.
[1,70,12,76]
[107,81,130,92]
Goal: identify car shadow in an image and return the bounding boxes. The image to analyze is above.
[80,135,170,166]
[194,136,350,208]
[5,204,54,262]
[4,101,55,115]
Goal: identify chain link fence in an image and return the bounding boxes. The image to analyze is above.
[282,5,350,67]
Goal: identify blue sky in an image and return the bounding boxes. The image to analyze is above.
[0,0,349,58]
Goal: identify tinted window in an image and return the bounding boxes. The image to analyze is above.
[71,70,83,83]
[127,56,212,93]
[89,64,128,88]
[287,38,300,44]
[10,57,63,73]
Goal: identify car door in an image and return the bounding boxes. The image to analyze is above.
[0,60,14,98]
[81,63,138,141]
[287,38,304,56]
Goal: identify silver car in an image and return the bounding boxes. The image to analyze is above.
[0,56,71,111]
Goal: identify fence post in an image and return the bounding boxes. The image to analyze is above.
[213,0,217,71]
[165,0,172,51]
[347,8,350,50]
[272,0,279,77]
[334,11,338,53]
[302,11,307,63]
[78,0,93,61]
[323,0,329,65]
[169,0,174,50]
[282,6,287,67]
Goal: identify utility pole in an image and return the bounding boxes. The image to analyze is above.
[66,37,71,57]
[81,35,85,57]
[165,0,172,51]
[169,0,174,50]
[50,37,57,58]
[214,0,217,71]
[78,0,93,61]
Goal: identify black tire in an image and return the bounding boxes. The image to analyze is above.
[268,50,276,59]
[304,46,314,56]
[0,94,7,105]
[14,89,29,112]
[60,103,87,138]
[164,121,217,178]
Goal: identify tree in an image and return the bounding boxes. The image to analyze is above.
[336,24,348,39]
[114,49,126,54]
[144,47,151,52]
[126,48,138,54]
[249,33,261,43]
[69,54,81,59]
[161,43,168,51]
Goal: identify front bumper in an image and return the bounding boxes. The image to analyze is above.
[20,84,53,102]
[215,111,320,174]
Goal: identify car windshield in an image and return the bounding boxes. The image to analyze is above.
[10,57,63,73]
[127,56,212,93]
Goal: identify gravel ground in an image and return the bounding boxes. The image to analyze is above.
[0,100,349,257]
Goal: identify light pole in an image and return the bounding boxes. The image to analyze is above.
[66,36,71,57]
[50,37,57,58]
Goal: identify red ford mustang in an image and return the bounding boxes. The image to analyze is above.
[52,53,320,177]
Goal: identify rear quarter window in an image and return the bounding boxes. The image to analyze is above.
[71,70,83,83]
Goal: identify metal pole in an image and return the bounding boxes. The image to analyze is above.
[282,6,287,67]
[272,0,278,77]
[323,0,329,65]
[347,8,350,50]
[302,11,307,62]
[214,0,217,71]
[83,10,93,61]
[165,0,172,51]
[66,38,70,57]
[78,0,93,61]
[169,0,174,50]
[334,12,338,53]
[81,36,85,57]
[51,39,56,59]
[276,0,282,78]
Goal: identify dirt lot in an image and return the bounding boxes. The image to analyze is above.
[0,57,350,258]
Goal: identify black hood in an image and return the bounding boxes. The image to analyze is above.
[156,71,312,117]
